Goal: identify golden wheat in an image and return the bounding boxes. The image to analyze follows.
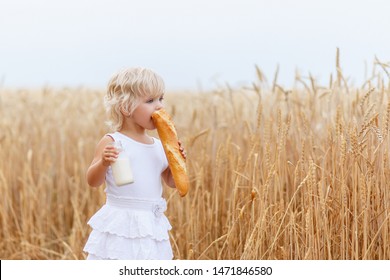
[0,67,389,260]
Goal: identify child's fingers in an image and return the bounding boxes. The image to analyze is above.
[178,142,187,159]
[104,150,117,158]
[102,146,119,165]
[105,145,118,151]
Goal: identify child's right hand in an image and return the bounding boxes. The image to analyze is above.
[101,144,119,167]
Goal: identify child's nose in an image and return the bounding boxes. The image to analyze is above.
[156,101,163,110]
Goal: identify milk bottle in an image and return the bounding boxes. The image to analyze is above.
[110,141,134,186]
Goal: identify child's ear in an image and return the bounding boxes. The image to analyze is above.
[120,106,131,117]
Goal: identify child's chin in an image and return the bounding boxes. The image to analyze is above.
[147,124,156,130]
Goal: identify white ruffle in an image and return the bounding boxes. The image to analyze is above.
[87,204,172,240]
[84,230,173,260]
[84,203,173,260]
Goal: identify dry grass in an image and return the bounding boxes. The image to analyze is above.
[1,66,389,260]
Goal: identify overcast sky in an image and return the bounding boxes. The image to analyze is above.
[0,0,389,91]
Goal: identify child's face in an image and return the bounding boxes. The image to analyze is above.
[131,94,164,130]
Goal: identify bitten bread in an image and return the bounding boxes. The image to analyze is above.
[152,109,189,197]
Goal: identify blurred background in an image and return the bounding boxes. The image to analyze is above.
[1,0,389,91]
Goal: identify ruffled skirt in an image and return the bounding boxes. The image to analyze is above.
[83,195,173,260]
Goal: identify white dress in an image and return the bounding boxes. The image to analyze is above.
[83,132,173,260]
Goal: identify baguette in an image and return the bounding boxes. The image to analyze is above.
[152,109,189,197]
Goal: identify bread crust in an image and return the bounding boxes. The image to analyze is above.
[152,109,189,197]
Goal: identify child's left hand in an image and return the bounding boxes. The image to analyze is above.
[178,140,187,159]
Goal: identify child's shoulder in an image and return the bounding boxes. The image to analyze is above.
[97,134,115,145]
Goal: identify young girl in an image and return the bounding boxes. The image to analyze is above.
[83,67,184,260]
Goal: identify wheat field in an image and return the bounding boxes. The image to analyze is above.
[1,64,389,260]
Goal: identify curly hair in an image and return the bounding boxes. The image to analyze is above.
[104,67,165,131]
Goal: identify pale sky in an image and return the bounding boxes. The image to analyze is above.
[0,0,389,91]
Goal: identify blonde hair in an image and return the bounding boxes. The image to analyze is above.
[104,67,165,131]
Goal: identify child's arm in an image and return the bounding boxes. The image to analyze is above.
[86,135,118,188]
[162,167,176,188]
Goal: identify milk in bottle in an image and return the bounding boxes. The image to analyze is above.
[110,141,134,186]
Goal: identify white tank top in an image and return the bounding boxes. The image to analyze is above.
[104,132,168,200]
